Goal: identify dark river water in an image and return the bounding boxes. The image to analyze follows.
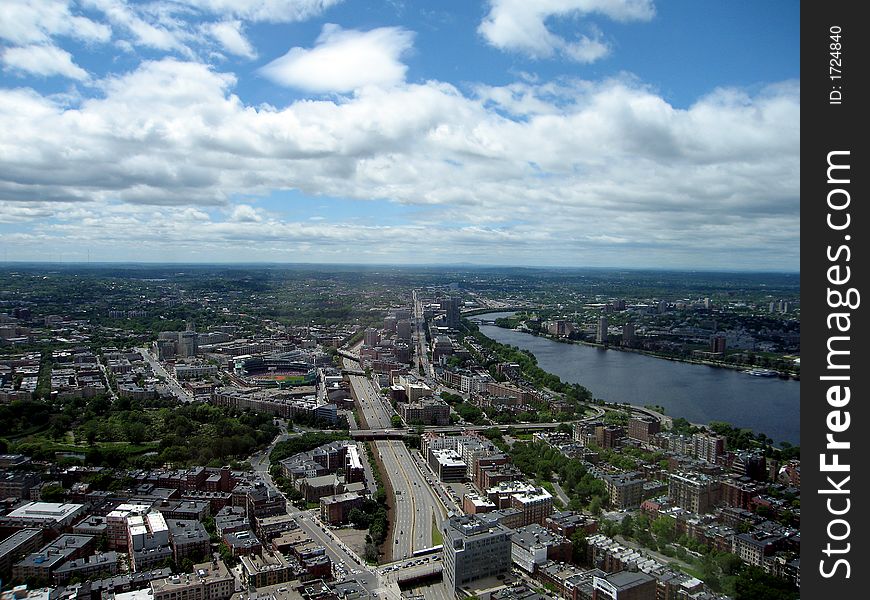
[471,312,800,445]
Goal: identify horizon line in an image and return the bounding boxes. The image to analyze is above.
[0,260,800,275]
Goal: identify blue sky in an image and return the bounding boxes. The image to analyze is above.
[0,1,799,269]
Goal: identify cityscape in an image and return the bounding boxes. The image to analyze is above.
[0,266,800,600]
[1,1,800,600]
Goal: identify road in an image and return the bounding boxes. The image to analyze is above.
[346,359,447,561]
[136,346,194,402]
[347,372,394,430]
[412,290,434,380]
[376,440,447,560]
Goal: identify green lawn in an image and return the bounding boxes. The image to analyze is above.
[431,514,443,547]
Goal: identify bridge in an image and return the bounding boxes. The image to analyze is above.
[349,421,564,440]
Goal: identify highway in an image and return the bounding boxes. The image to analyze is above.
[346,359,447,562]
[376,440,447,560]
[412,290,433,379]
[348,373,393,430]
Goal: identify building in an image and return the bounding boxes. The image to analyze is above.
[594,426,624,450]
[150,560,234,600]
[596,316,609,344]
[363,328,380,347]
[52,551,119,584]
[510,524,572,573]
[693,433,726,464]
[627,418,660,444]
[602,473,645,511]
[4,502,85,529]
[167,520,210,563]
[668,473,720,514]
[544,512,598,538]
[12,534,96,583]
[510,488,554,526]
[400,397,450,426]
[396,320,412,341]
[442,515,513,590]
[0,472,42,500]
[319,493,364,525]
[239,551,293,589]
[733,531,785,568]
[445,297,462,330]
[463,493,496,515]
[592,571,656,600]
[298,474,341,503]
[224,530,262,557]
[0,528,43,577]
[430,449,467,482]
[107,504,152,550]
[622,323,636,345]
[255,514,298,542]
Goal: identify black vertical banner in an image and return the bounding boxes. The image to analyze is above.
[802,2,868,597]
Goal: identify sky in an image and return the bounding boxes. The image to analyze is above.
[0,0,800,270]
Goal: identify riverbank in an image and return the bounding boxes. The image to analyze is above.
[470,314,800,445]
[502,322,799,380]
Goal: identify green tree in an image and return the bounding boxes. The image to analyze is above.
[40,483,66,502]
[651,517,676,544]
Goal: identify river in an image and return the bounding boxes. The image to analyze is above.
[471,312,800,445]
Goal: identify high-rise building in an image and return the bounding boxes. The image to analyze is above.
[363,328,380,346]
[710,335,727,354]
[442,515,512,589]
[396,320,412,341]
[621,323,635,345]
[596,316,609,344]
[178,331,198,358]
[445,296,461,329]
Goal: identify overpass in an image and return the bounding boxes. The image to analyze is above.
[338,349,360,362]
[349,421,565,440]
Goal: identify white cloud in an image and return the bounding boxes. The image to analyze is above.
[230,204,264,222]
[83,0,187,52]
[0,0,111,45]
[204,20,256,59]
[259,24,414,93]
[176,0,344,23]
[1,44,89,80]
[479,0,655,61]
[0,58,799,269]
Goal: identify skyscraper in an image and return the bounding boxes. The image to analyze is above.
[596,316,609,344]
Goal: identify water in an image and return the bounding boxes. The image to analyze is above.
[471,312,800,445]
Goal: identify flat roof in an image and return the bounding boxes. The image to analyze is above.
[6,502,84,522]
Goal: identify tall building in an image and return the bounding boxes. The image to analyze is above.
[442,515,513,590]
[693,432,726,464]
[178,330,198,358]
[627,417,660,443]
[621,323,635,345]
[445,296,462,330]
[363,328,380,347]
[668,472,720,514]
[710,335,727,354]
[396,320,412,341]
[596,316,609,344]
